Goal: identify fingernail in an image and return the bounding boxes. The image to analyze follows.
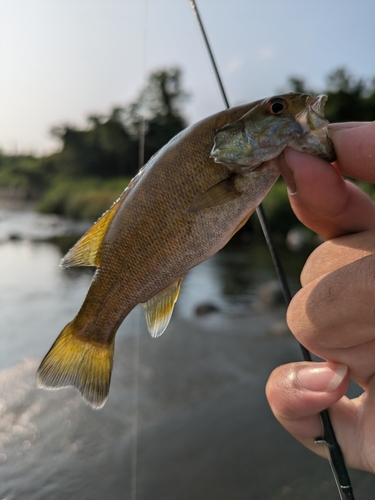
[297,363,347,392]
[328,121,372,131]
[279,152,297,195]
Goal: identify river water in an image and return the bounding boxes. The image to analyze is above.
[0,208,374,499]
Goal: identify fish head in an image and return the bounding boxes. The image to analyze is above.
[210,93,335,170]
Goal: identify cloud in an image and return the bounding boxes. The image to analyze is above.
[259,47,275,60]
[225,55,244,75]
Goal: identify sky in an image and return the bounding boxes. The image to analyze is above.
[0,0,374,155]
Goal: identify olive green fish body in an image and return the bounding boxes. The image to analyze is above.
[37,93,335,408]
[65,102,278,343]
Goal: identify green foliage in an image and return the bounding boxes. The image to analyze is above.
[51,112,137,178]
[51,67,188,180]
[128,67,188,124]
[0,153,51,198]
[286,67,375,122]
[1,66,374,228]
[37,177,129,220]
[324,68,375,122]
[0,67,188,219]
[124,67,188,169]
[260,180,298,234]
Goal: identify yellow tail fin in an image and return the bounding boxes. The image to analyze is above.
[36,322,114,409]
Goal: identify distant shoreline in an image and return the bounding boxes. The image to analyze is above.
[0,196,36,211]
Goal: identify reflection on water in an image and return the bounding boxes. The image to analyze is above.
[0,239,93,369]
[0,209,374,499]
[0,212,297,367]
[179,233,309,317]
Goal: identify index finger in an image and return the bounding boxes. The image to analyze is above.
[329,122,375,181]
[283,121,375,240]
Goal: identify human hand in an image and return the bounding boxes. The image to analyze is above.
[266,122,375,472]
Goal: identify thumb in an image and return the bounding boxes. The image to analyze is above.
[266,362,349,457]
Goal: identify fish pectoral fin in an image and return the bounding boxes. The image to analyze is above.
[61,193,124,269]
[187,177,241,213]
[37,321,114,409]
[142,278,183,338]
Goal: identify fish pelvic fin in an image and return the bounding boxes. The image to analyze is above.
[36,322,114,409]
[187,177,241,213]
[142,278,183,338]
[61,194,124,269]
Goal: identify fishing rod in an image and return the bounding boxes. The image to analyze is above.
[190,1,355,499]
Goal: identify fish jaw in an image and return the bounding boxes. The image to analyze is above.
[210,93,336,170]
[289,95,336,161]
[209,107,302,170]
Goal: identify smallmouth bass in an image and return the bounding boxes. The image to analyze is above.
[37,93,335,408]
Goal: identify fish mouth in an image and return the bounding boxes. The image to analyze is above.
[308,95,327,119]
[291,94,336,162]
[295,94,330,134]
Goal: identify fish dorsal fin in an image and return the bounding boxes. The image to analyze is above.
[187,177,241,213]
[142,278,183,338]
[61,194,124,269]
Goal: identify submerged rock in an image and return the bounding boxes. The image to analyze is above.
[195,302,221,316]
[256,280,284,308]
[286,227,307,251]
[268,319,291,336]
[8,232,23,241]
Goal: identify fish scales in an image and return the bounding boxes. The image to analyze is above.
[37,93,335,408]
[73,103,264,336]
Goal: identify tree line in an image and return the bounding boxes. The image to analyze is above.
[0,66,374,222]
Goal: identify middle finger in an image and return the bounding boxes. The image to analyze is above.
[300,229,375,286]
[288,254,375,385]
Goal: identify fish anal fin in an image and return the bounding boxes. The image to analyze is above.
[187,177,241,213]
[142,278,183,338]
[61,194,124,269]
[36,321,114,409]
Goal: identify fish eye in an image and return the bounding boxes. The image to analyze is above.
[267,98,288,115]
